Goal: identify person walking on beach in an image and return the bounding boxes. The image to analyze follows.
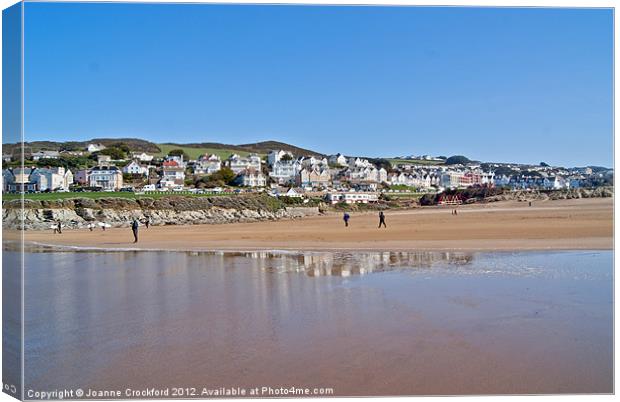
[131,219,139,243]
[53,221,62,234]
[343,212,350,227]
[144,216,150,229]
[378,211,387,228]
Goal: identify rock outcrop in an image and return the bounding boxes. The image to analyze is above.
[2,194,320,230]
[482,187,614,203]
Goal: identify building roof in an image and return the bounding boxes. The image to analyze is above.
[163,160,180,167]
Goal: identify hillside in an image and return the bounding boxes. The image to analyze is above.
[3,138,324,159]
[236,141,325,157]
[3,138,161,155]
[155,144,258,160]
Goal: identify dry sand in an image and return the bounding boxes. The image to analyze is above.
[6,197,613,252]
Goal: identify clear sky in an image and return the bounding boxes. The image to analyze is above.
[23,3,613,167]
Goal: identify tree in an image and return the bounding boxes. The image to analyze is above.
[445,155,470,165]
[36,156,94,170]
[209,167,236,185]
[168,149,190,161]
[370,158,393,172]
[110,142,131,154]
[99,147,126,160]
[539,162,550,167]
[280,154,293,162]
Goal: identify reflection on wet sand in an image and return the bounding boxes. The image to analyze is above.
[242,251,474,277]
[13,247,613,396]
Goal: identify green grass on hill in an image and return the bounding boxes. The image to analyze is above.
[2,191,237,202]
[155,144,266,160]
[387,158,445,166]
[385,192,425,199]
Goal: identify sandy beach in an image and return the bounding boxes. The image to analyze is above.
[8,197,613,252]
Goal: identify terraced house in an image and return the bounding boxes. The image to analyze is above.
[296,166,331,189]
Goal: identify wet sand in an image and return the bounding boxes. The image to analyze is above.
[18,250,613,395]
[9,198,613,251]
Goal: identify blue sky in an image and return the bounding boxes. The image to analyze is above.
[22,3,613,167]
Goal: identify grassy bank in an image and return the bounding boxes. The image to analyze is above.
[2,191,237,202]
[155,144,265,160]
[387,158,445,166]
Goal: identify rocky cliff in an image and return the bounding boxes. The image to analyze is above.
[2,195,320,230]
[479,186,614,203]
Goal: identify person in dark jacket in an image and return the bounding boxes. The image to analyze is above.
[131,219,139,243]
[343,213,350,227]
[378,211,386,228]
[54,221,62,234]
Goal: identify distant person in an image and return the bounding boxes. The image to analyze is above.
[343,212,350,227]
[378,211,386,228]
[131,219,139,243]
[529,201,532,207]
[144,216,150,229]
[53,221,62,234]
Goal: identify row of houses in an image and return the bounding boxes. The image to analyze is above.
[4,143,612,193]
[2,166,119,192]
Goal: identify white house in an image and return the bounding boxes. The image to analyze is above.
[547,176,569,190]
[86,143,106,153]
[284,188,303,198]
[344,167,387,183]
[328,154,348,167]
[300,156,329,169]
[235,169,266,187]
[227,154,262,174]
[164,155,186,168]
[3,168,38,192]
[31,167,73,191]
[348,157,372,169]
[161,160,185,185]
[131,152,154,162]
[89,166,123,190]
[267,150,294,166]
[326,191,379,204]
[194,154,221,175]
[31,150,60,161]
[270,160,303,184]
[388,172,431,188]
[122,161,149,176]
